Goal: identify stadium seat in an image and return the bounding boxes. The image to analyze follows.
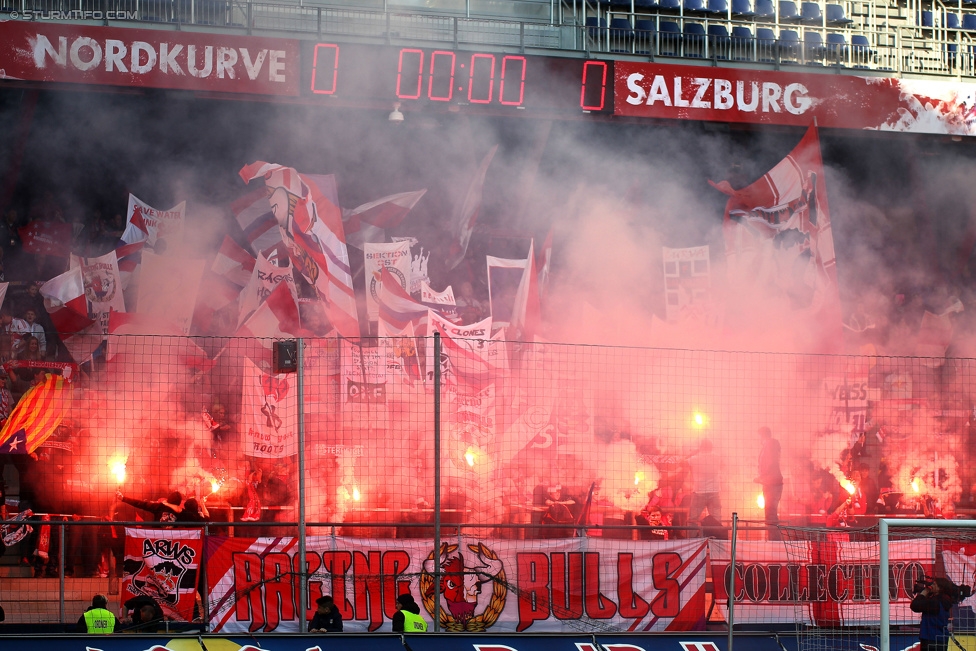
[756,26,778,60]
[779,1,801,22]
[825,32,848,62]
[778,29,801,60]
[804,30,826,61]
[947,13,961,29]
[919,10,933,27]
[609,18,635,52]
[683,22,707,56]
[658,21,682,55]
[732,0,756,17]
[684,0,709,14]
[826,3,854,25]
[634,19,656,54]
[731,25,755,59]
[634,0,661,8]
[800,2,824,24]
[850,34,874,66]
[585,16,607,41]
[964,13,976,30]
[754,0,776,19]
[659,0,682,11]
[708,24,732,58]
[708,0,729,15]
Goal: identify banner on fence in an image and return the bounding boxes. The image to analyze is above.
[121,527,202,622]
[708,538,935,626]
[241,358,298,458]
[365,241,412,322]
[205,535,708,633]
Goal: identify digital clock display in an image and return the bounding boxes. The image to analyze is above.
[302,42,612,114]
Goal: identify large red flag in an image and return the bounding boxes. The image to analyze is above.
[710,124,842,352]
[19,222,72,258]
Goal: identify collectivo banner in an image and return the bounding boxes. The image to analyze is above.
[122,528,202,622]
[708,538,935,626]
[0,22,300,95]
[615,61,976,135]
[205,536,708,633]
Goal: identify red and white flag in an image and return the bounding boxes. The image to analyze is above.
[709,124,842,352]
[121,194,186,250]
[19,222,72,258]
[426,311,492,389]
[237,252,298,328]
[240,162,360,339]
[114,240,145,290]
[343,189,427,249]
[212,235,256,288]
[77,250,126,335]
[511,240,542,342]
[232,186,282,257]
[486,254,528,328]
[122,528,202,622]
[241,358,298,458]
[377,266,428,337]
[538,224,554,295]
[364,241,411,322]
[107,310,212,375]
[445,145,498,270]
[40,267,99,362]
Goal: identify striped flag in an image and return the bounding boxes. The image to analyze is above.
[212,235,256,288]
[240,162,360,339]
[232,186,282,256]
[377,266,428,337]
[0,374,71,454]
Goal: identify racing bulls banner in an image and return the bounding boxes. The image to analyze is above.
[205,536,708,633]
[709,538,935,626]
[122,528,202,622]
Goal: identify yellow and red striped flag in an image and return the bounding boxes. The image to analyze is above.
[0,374,71,454]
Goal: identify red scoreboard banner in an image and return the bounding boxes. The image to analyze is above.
[614,60,976,135]
[0,22,300,96]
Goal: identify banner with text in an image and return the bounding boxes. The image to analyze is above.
[121,527,202,622]
[205,535,708,633]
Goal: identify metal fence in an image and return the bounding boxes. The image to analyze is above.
[1,334,975,629]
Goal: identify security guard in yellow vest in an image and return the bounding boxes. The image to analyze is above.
[392,593,428,632]
[77,594,116,634]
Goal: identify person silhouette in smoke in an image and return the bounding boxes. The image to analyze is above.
[755,426,784,541]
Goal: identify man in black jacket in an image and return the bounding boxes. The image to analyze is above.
[116,490,183,522]
[309,595,342,632]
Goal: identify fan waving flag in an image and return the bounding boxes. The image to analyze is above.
[445,145,498,270]
[240,162,360,339]
[0,374,71,454]
[709,123,842,352]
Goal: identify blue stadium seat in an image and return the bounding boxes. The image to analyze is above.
[825,32,848,61]
[731,25,755,59]
[708,24,732,58]
[801,2,823,24]
[826,3,854,24]
[634,0,661,7]
[732,0,755,16]
[947,13,961,29]
[850,34,874,67]
[658,21,682,55]
[964,13,976,30]
[804,30,826,61]
[659,0,682,10]
[609,17,635,52]
[756,26,778,60]
[708,0,729,14]
[778,29,801,59]
[754,0,775,19]
[919,10,933,27]
[634,19,656,54]
[684,0,709,14]
[585,16,607,41]
[779,1,801,22]
[683,22,707,56]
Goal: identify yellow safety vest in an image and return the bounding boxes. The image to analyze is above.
[400,610,428,632]
[84,607,116,634]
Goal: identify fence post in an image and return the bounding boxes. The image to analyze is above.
[297,337,307,633]
[317,6,321,38]
[520,21,526,53]
[453,16,459,50]
[246,0,251,35]
[59,521,66,624]
[727,512,738,651]
[433,331,442,632]
[880,518,890,651]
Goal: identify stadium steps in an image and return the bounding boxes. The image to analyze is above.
[0,577,117,624]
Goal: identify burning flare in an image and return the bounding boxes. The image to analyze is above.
[842,479,856,495]
[757,493,765,509]
[109,456,127,484]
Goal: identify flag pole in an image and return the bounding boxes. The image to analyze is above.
[433,330,442,632]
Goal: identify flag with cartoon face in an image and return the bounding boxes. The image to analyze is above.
[122,528,202,622]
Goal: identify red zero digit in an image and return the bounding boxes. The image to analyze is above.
[310,43,339,95]
[428,50,456,101]
[396,49,424,99]
[499,55,527,106]
[468,53,495,104]
[580,60,608,111]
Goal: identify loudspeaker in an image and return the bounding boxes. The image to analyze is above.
[273,340,298,373]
